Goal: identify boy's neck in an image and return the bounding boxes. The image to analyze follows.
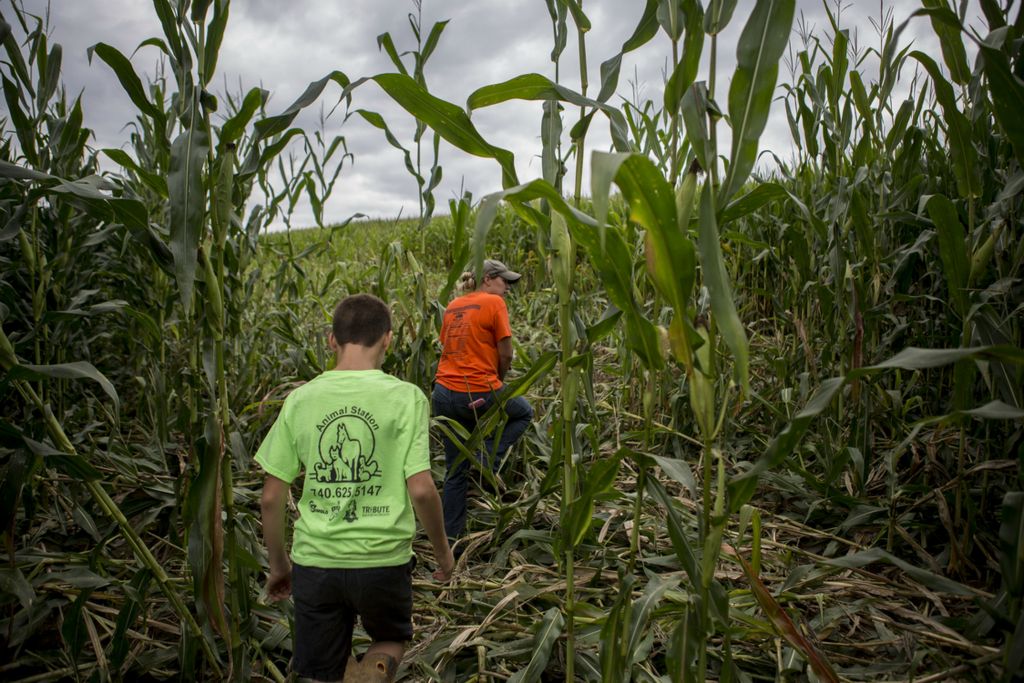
[333,344,384,371]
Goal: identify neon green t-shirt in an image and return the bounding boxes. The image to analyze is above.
[255,369,431,568]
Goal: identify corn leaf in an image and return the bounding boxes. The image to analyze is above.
[468,73,630,152]
[571,221,664,369]
[912,53,981,198]
[541,98,562,186]
[201,0,229,86]
[60,586,97,670]
[420,20,451,66]
[978,0,1006,28]
[438,194,472,300]
[924,193,970,316]
[103,148,169,197]
[375,33,409,76]
[0,15,32,93]
[734,551,839,682]
[664,1,704,113]
[628,573,679,663]
[356,109,421,184]
[978,32,1024,166]
[999,493,1024,601]
[848,70,874,131]
[593,152,696,314]
[0,159,52,182]
[507,607,564,683]
[720,181,787,223]
[921,0,971,85]
[722,0,795,201]
[730,345,1024,512]
[254,71,352,140]
[698,182,749,395]
[863,345,1024,371]
[681,81,714,173]
[704,0,738,34]
[595,0,659,103]
[651,453,698,498]
[562,494,596,550]
[110,569,153,674]
[827,25,850,109]
[19,432,101,481]
[3,75,37,164]
[186,413,229,641]
[36,42,60,112]
[86,43,166,132]
[590,149,629,246]
[560,0,590,32]
[470,178,595,282]
[645,478,703,598]
[52,177,148,231]
[168,124,210,312]
[973,309,1024,408]
[599,572,634,681]
[501,351,559,400]
[1008,611,1024,677]
[220,87,267,145]
[826,548,981,596]
[375,72,519,188]
[9,361,119,413]
[0,567,34,610]
[961,401,1024,420]
[667,608,701,682]
[563,452,622,549]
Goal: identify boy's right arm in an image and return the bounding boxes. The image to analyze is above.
[407,471,455,581]
[261,475,293,600]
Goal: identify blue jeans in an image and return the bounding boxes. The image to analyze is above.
[432,383,533,539]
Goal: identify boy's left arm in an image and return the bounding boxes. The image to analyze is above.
[261,475,293,600]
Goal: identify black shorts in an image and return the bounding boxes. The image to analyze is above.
[291,559,416,681]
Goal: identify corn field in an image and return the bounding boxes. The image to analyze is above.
[2,0,1023,680]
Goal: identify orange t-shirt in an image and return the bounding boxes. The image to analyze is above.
[435,291,512,393]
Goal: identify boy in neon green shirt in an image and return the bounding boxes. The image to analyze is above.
[258,294,454,682]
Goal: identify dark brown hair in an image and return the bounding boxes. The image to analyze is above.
[332,294,392,347]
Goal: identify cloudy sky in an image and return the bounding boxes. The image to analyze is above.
[7,1,986,229]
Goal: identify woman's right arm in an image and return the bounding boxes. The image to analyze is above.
[497,336,512,380]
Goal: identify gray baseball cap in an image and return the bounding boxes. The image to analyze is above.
[483,258,522,282]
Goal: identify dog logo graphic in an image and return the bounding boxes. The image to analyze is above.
[315,415,381,483]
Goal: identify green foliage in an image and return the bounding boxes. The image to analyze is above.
[1,0,1022,681]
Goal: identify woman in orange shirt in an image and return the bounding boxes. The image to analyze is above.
[432,259,533,540]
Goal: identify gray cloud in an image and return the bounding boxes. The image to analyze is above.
[6,0,988,228]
